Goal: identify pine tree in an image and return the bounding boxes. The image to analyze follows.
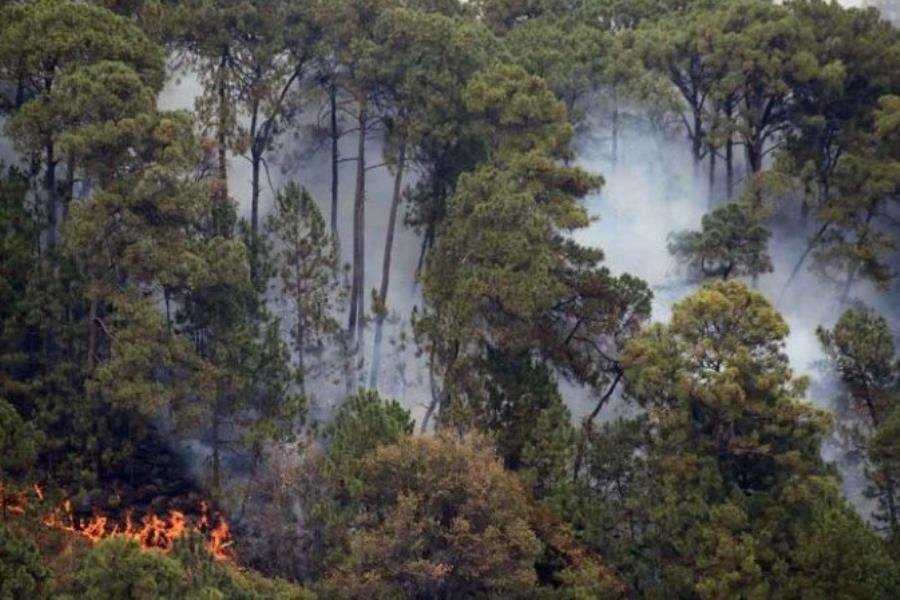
[266,183,341,388]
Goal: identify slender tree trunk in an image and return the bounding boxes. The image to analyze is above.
[747,138,763,174]
[421,350,442,433]
[63,154,75,224]
[330,83,340,241]
[692,108,703,166]
[211,409,221,494]
[348,95,367,343]
[87,298,98,369]
[14,73,25,109]
[414,228,432,286]
[572,370,623,481]
[45,141,57,251]
[725,138,734,199]
[216,47,230,238]
[236,445,262,525]
[295,280,307,396]
[777,222,829,305]
[839,262,860,307]
[250,100,261,239]
[369,142,406,390]
[708,144,717,208]
[611,89,620,166]
[251,152,261,236]
[164,288,173,333]
[725,100,734,198]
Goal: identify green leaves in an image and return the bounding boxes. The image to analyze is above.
[266,183,341,362]
[321,434,542,599]
[0,524,50,600]
[668,201,773,281]
[819,309,900,534]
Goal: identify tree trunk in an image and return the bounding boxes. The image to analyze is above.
[348,96,367,343]
[708,144,717,208]
[14,73,25,109]
[421,350,443,433]
[330,83,340,242]
[45,141,57,251]
[295,278,306,396]
[747,138,763,174]
[211,409,221,494]
[725,99,734,198]
[726,138,734,199]
[250,100,261,239]
[611,90,620,166]
[839,262,859,308]
[61,153,76,230]
[87,298,98,369]
[692,108,703,166]
[369,142,406,390]
[777,222,829,305]
[414,227,432,287]
[216,47,230,238]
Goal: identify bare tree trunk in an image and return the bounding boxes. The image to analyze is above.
[14,73,25,109]
[692,108,703,167]
[216,47,230,238]
[369,142,406,390]
[725,100,734,198]
[839,263,859,308]
[63,154,75,224]
[45,141,57,251]
[611,89,620,165]
[747,138,763,174]
[726,137,734,199]
[330,83,340,241]
[708,144,717,208]
[250,100,261,239]
[296,286,307,396]
[348,96,367,343]
[777,222,829,305]
[87,298,98,369]
[421,350,442,433]
[211,409,221,494]
[414,228,432,286]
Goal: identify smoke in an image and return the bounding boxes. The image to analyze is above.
[570,101,900,518]
[161,69,434,427]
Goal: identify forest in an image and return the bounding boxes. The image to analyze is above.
[1,0,900,598]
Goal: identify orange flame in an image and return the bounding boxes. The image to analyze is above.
[3,481,233,561]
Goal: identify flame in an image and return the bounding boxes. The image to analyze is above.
[0,481,28,516]
[3,481,233,561]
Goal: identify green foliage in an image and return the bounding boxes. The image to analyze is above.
[477,350,574,497]
[0,523,50,600]
[61,535,312,600]
[0,0,165,96]
[324,389,414,479]
[0,398,36,478]
[819,309,900,533]
[266,183,340,375]
[3,0,900,594]
[556,417,653,589]
[502,17,609,125]
[472,0,569,34]
[420,61,651,431]
[321,434,542,598]
[66,538,185,600]
[668,201,773,281]
[787,501,900,599]
[562,281,858,595]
